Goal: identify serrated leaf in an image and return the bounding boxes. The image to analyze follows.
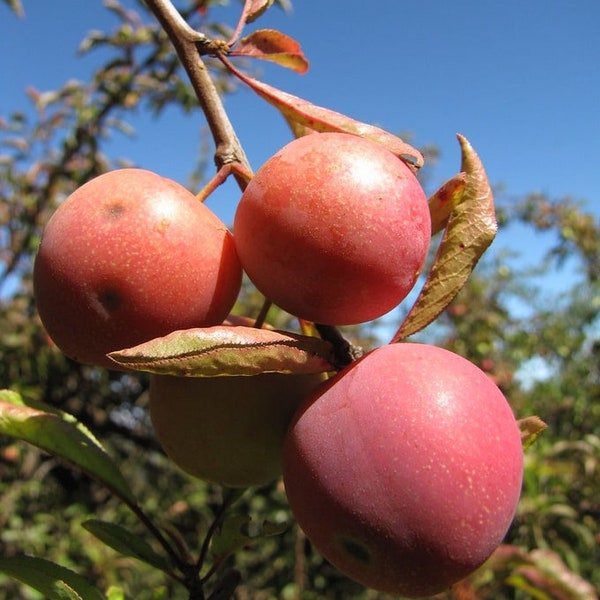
[0,390,134,502]
[391,134,497,341]
[108,325,335,377]
[221,58,423,170]
[428,172,467,235]
[518,415,547,449]
[0,555,104,600]
[231,29,309,73]
[82,520,169,572]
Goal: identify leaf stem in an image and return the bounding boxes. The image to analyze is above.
[227,0,253,46]
[196,162,253,202]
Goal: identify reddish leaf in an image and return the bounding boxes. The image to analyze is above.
[429,172,467,235]
[228,0,277,47]
[391,134,497,341]
[242,0,275,24]
[221,58,423,170]
[231,29,309,73]
[108,325,336,377]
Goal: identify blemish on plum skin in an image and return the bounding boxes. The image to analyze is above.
[97,288,121,314]
[104,202,126,220]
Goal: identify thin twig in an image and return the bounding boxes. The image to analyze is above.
[121,494,190,578]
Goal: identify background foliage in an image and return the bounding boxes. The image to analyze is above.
[0,1,598,598]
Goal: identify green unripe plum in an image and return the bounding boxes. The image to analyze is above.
[33,168,242,369]
[149,372,324,488]
[283,343,523,597]
[233,132,431,325]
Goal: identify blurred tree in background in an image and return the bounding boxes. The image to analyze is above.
[0,1,598,598]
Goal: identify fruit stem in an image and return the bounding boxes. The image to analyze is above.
[144,0,252,190]
[315,323,363,369]
[253,298,272,329]
[196,162,254,202]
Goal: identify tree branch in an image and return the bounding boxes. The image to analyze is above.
[144,0,252,188]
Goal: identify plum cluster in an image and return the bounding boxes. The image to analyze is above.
[33,132,523,597]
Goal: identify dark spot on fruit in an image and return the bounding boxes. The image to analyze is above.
[340,538,371,563]
[105,201,126,219]
[97,288,121,313]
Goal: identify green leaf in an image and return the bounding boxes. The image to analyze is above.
[221,58,423,170]
[210,515,287,561]
[0,555,104,600]
[106,587,126,600]
[231,29,309,73]
[518,415,547,449]
[82,519,169,572]
[0,389,135,503]
[108,325,336,377]
[391,134,497,341]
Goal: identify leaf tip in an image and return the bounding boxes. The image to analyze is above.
[518,415,547,449]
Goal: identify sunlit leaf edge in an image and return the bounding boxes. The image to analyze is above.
[0,555,104,600]
[0,389,135,503]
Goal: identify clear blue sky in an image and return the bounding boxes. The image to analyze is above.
[1,0,599,292]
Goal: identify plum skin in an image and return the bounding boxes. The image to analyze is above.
[283,343,524,597]
[33,168,242,369]
[233,132,431,326]
[149,372,324,488]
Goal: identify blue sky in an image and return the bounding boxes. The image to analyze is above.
[1,0,599,294]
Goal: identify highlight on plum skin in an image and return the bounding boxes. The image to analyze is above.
[233,132,431,326]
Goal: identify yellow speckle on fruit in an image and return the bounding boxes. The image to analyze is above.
[155,218,171,234]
